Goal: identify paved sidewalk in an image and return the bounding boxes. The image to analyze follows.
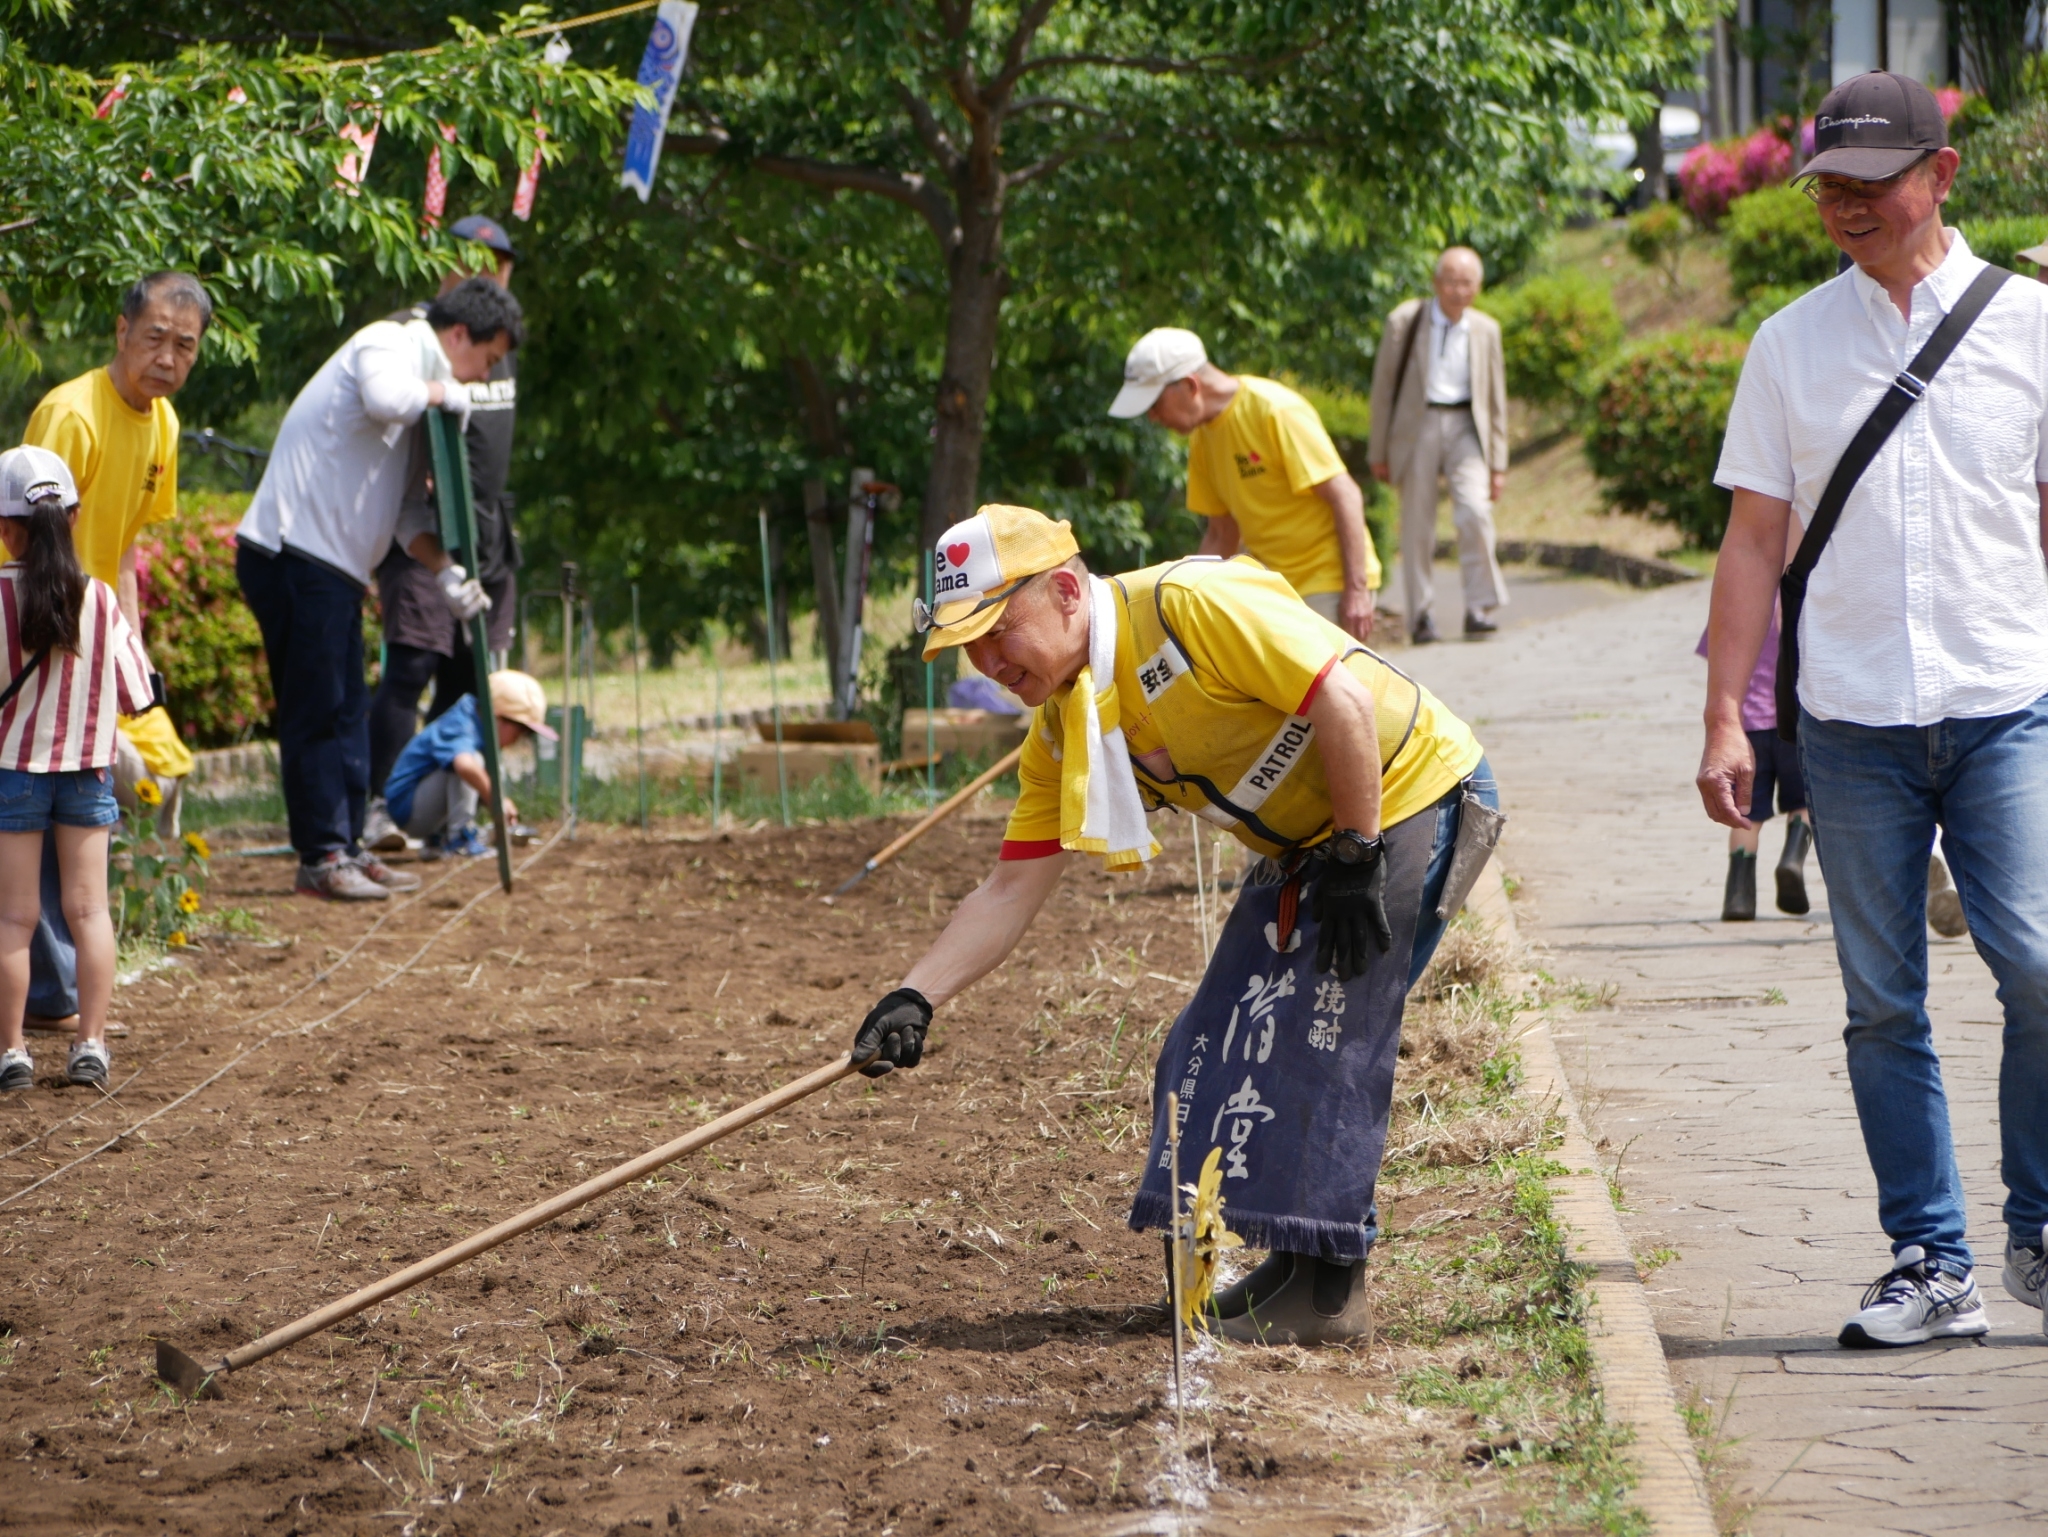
[1402,575,2048,1536]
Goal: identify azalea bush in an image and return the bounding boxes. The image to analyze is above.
[135,492,271,747]
[1582,328,1749,548]
[112,781,210,948]
[1677,126,1793,226]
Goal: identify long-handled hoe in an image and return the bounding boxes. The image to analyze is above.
[155,1051,872,1400]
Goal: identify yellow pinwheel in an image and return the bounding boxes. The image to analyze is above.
[1176,1146,1244,1332]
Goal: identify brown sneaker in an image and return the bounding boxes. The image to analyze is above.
[295,852,389,902]
[353,849,422,893]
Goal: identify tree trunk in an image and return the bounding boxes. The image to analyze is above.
[921,199,1006,549]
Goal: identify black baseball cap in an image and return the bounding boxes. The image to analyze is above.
[449,214,521,263]
[1801,71,1947,181]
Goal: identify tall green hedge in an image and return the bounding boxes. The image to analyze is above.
[1477,269,1624,407]
[1722,185,1839,299]
[1960,216,2048,273]
[1582,329,1749,549]
[137,492,273,747]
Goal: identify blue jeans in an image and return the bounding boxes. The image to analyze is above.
[1800,697,2048,1275]
[1409,756,1501,988]
[236,543,369,862]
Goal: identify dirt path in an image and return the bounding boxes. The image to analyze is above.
[0,813,1578,1536]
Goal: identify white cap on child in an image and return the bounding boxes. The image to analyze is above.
[0,446,78,520]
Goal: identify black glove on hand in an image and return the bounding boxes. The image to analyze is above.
[852,987,933,1078]
[1311,840,1393,981]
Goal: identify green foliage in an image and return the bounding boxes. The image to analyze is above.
[1960,216,2048,274]
[1582,329,1748,549]
[1623,201,1687,292]
[112,792,209,947]
[1478,271,1623,407]
[1732,282,1818,338]
[135,492,270,746]
[1950,94,2048,221]
[1721,185,1838,300]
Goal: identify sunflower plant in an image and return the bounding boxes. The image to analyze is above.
[110,779,211,947]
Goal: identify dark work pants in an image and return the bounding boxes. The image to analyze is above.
[236,544,368,863]
[28,830,75,1018]
[369,640,481,795]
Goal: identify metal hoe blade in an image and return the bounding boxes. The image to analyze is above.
[155,1339,225,1400]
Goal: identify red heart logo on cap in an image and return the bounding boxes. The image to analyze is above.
[944,542,971,571]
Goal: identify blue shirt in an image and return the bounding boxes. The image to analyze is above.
[385,694,483,826]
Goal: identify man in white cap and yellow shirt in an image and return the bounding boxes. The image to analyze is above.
[849,503,1499,1343]
[1109,329,1381,642]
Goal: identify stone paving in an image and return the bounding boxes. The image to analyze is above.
[1401,573,2048,1537]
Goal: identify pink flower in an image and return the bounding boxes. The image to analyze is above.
[1679,141,1745,225]
[1741,127,1792,189]
[1934,87,1965,122]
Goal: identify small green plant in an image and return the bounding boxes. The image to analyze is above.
[1732,281,1819,338]
[1624,202,1688,294]
[1479,270,1624,408]
[1721,184,1839,300]
[111,785,211,948]
[1582,328,1749,549]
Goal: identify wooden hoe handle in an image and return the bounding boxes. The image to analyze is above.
[832,745,1024,896]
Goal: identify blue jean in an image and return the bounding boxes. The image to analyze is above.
[1800,696,2048,1275]
[1409,756,1502,988]
[236,543,369,862]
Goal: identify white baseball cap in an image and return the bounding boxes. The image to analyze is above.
[0,445,77,520]
[1107,327,1207,419]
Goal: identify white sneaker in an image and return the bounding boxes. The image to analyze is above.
[2000,1224,2048,1333]
[1839,1245,1989,1347]
[65,1038,109,1089]
[363,798,407,854]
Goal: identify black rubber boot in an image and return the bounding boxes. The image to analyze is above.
[1204,1251,1294,1321]
[1216,1253,1373,1346]
[1775,818,1812,915]
[1723,850,1757,921]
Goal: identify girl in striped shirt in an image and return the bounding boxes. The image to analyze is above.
[0,446,152,1094]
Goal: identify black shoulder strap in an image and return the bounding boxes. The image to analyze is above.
[1775,264,2011,740]
[0,648,51,717]
[1383,299,1427,433]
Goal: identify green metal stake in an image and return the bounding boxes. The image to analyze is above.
[924,547,937,805]
[631,584,647,833]
[707,635,724,831]
[424,406,513,894]
[757,509,791,828]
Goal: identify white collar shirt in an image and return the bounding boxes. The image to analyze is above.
[1715,230,2048,727]
[1424,299,1473,405]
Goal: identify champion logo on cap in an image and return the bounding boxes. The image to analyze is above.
[1818,113,1891,130]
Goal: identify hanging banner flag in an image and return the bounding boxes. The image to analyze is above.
[620,0,699,203]
[337,116,380,194]
[422,122,458,229]
[513,114,547,222]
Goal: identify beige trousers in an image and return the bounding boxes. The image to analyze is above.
[1398,406,1507,623]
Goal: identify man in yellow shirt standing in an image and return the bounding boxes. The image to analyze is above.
[22,270,208,1027]
[1109,328,1380,641]
[845,504,1499,1345]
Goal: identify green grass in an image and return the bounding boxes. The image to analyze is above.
[182,785,288,833]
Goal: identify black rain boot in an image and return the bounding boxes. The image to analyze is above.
[1775,818,1812,915]
[1722,849,1757,922]
[1216,1253,1373,1346]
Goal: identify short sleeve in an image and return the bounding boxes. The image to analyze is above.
[1184,431,1227,518]
[1715,328,1795,501]
[1267,392,1347,496]
[23,398,96,493]
[1172,567,1345,717]
[1000,713,1064,855]
[146,400,180,526]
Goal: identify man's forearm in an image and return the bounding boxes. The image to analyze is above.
[1196,516,1240,559]
[901,854,1067,1008]
[1317,474,1372,591]
[407,532,452,573]
[116,566,144,645]
[1305,668,1382,837]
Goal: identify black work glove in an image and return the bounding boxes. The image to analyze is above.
[852,987,932,1078]
[1311,840,1393,981]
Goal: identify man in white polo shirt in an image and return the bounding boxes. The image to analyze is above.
[1698,71,2048,1349]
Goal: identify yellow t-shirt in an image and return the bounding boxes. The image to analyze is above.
[1185,375,1377,598]
[1002,559,1480,855]
[23,368,180,589]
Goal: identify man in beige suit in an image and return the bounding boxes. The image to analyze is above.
[1368,247,1510,643]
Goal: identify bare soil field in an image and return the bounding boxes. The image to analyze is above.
[0,810,1608,1536]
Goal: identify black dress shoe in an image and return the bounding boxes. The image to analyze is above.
[1463,610,1499,636]
[1410,613,1440,646]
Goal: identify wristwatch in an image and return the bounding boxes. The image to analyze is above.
[1328,828,1384,866]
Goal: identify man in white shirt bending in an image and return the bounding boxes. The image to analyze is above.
[237,277,521,901]
[1367,247,1510,644]
[1699,71,2048,1350]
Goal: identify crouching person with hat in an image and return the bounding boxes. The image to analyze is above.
[380,670,554,860]
[851,504,1500,1344]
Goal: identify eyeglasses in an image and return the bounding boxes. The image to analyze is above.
[1801,155,1930,207]
[910,573,1037,636]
